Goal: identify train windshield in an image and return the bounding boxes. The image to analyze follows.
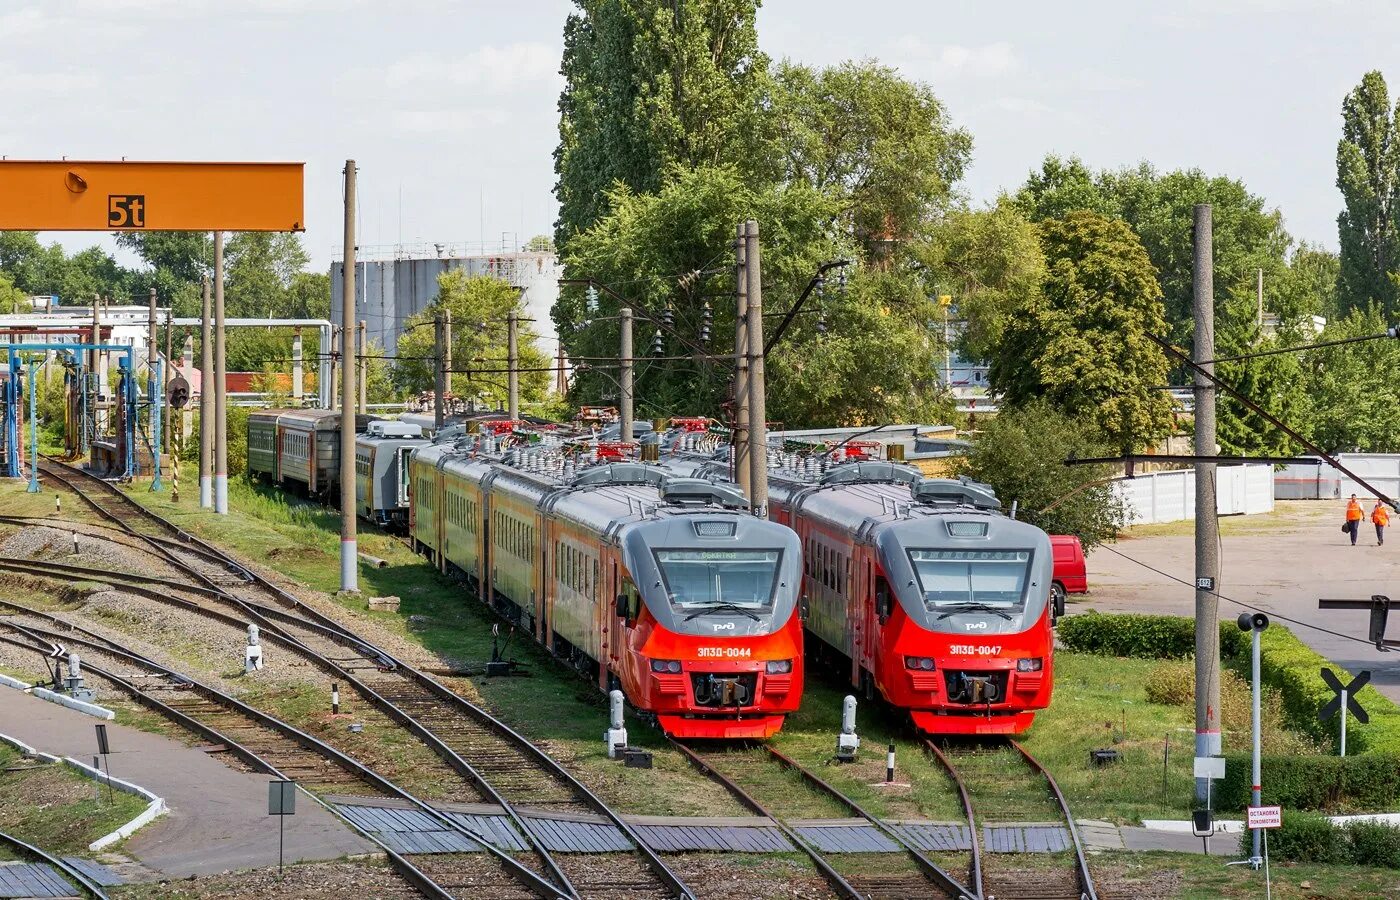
[654,549,782,613]
[907,549,1030,612]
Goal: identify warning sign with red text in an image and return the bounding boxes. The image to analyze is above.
[1247,805,1282,829]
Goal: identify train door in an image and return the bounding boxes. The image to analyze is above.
[539,521,552,649]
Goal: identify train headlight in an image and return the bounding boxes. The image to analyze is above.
[765,659,793,674]
[1017,658,1043,672]
[904,656,935,670]
[650,660,683,674]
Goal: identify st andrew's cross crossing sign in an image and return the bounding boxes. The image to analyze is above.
[1320,669,1370,724]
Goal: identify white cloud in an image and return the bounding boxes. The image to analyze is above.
[888,38,1022,79]
[391,108,511,135]
[383,43,561,94]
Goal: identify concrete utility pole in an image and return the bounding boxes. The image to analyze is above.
[339,160,359,594]
[199,277,213,508]
[357,320,367,414]
[619,307,633,442]
[214,231,228,515]
[292,328,304,405]
[164,306,173,447]
[733,225,750,494]
[507,310,520,422]
[433,311,445,430]
[1256,267,1264,332]
[745,219,769,519]
[147,288,158,391]
[1193,203,1221,802]
[443,308,452,414]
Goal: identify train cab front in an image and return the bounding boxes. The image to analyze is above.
[874,517,1056,736]
[619,514,804,740]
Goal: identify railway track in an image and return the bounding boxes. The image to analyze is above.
[23,458,694,900]
[924,739,1097,900]
[0,826,109,899]
[671,739,973,900]
[0,614,537,899]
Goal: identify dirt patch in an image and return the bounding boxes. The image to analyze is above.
[667,853,836,899]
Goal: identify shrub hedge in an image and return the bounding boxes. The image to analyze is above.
[1057,612,1246,659]
[1254,626,1400,753]
[1218,752,1400,811]
[1240,811,1400,866]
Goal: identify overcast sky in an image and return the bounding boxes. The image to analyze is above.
[5,0,1398,273]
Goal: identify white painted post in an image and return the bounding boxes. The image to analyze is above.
[605,689,628,758]
[1341,689,1348,757]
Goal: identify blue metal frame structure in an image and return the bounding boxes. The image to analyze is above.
[2,342,140,481]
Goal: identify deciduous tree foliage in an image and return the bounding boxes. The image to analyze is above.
[769,60,971,253]
[952,402,1127,550]
[1299,308,1400,452]
[557,166,849,421]
[1336,71,1400,318]
[396,271,552,409]
[915,203,1044,364]
[554,0,770,250]
[991,211,1173,451]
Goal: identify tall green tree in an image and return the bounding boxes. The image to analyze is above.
[1336,71,1400,317]
[557,166,847,419]
[396,271,551,408]
[554,0,770,248]
[952,402,1127,550]
[991,210,1173,451]
[916,203,1045,364]
[223,233,312,318]
[769,60,971,253]
[0,273,27,314]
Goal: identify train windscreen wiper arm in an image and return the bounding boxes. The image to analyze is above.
[683,602,761,622]
[936,602,1013,621]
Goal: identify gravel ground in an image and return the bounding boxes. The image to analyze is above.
[0,525,186,581]
[112,857,423,899]
[666,854,836,900]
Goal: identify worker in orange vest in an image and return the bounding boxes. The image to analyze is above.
[1345,494,1364,545]
[1372,500,1390,546]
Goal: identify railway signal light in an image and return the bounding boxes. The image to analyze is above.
[167,373,190,409]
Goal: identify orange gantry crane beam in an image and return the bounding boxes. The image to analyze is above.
[0,160,304,231]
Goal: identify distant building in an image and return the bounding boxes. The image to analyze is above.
[328,244,561,359]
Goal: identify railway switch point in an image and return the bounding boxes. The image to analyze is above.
[245,624,264,673]
[605,689,628,758]
[836,694,860,762]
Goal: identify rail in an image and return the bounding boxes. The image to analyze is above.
[0,827,110,900]
[31,456,694,900]
[0,617,551,900]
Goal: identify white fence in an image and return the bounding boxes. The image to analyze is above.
[1276,455,1400,500]
[1113,465,1275,525]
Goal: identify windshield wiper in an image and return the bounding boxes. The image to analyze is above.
[683,602,761,622]
[936,602,1013,621]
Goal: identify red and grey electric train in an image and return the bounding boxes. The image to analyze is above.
[408,428,805,739]
[661,434,1056,735]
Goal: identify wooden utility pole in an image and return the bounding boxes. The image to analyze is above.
[745,219,768,519]
[1193,203,1221,802]
[339,160,359,593]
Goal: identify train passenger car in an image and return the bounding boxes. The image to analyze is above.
[260,409,375,498]
[416,441,805,739]
[661,435,1055,736]
[772,460,1054,735]
[354,421,427,526]
[246,409,288,482]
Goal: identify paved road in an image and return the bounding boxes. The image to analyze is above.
[0,687,372,876]
[1077,499,1400,703]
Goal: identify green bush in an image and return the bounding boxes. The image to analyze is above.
[1240,813,1400,867]
[1242,810,1347,863]
[1057,612,1245,659]
[1218,753,1400,812]
[1144,660,1193,705]
[1347,820,1400,868]
[1256,627,1400,753]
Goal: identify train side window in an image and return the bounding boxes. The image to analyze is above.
[592,559,599,602]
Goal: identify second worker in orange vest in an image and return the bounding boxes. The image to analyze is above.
[1373,500,1390,546]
